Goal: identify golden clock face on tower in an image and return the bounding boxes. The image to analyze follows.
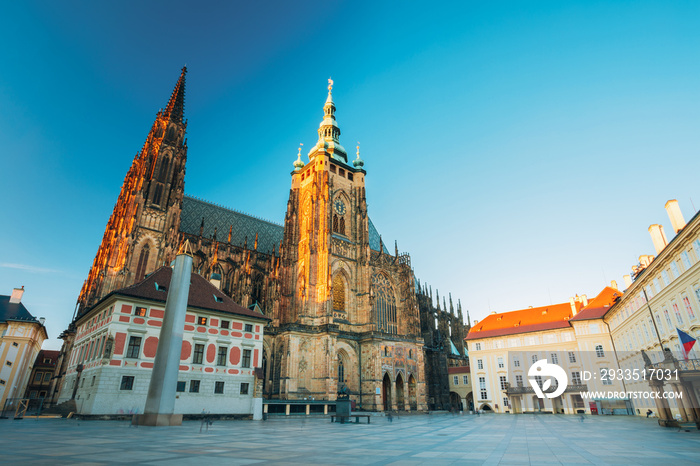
[334,199,346,216]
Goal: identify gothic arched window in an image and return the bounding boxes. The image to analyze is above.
[252,273,264,307]
[333,214,339,233]
[338,354,345,383]
[339,217,345,235]
[372,273,397,334]
[332,275,345,312]
[135,244,150,281]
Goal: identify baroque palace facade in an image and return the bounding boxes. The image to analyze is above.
[64,68,468,412]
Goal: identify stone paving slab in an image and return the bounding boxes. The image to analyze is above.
[0,413,698,465]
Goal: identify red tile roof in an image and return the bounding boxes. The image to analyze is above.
[570,286,622,321]
[100,266,270,322]
[466,301,581,340]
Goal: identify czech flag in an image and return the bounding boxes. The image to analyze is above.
[677,328,697,360]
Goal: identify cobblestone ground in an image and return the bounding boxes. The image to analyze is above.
[1,413,698,465]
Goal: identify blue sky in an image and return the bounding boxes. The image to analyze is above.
[1,1,698,349]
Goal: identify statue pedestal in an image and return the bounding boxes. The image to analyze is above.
[132,413,183,426]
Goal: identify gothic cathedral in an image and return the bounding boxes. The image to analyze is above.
[73,69,468,411]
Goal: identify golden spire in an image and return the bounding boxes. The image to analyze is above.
[177,239,194,257]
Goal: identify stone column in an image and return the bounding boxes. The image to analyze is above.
[672,383,689,421]
[138,241,193,426]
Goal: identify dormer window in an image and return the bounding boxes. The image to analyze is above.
[214,295,223,303]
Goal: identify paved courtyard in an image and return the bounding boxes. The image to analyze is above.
[1,413,698,465]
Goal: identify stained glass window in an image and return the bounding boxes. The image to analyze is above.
[372,273,397,334]
[338,355,345,383]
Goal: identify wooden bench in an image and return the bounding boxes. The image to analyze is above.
[330,414,371,424]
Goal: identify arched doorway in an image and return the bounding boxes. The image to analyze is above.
[449,392,461,411]
[408,374,417,411]
[396,373,405,411]
[532,395,544,412]
[465,392,474,412]
[481,404,493,412]
[382,373,392,411]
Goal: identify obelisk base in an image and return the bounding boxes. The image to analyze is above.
[132,413,183,426]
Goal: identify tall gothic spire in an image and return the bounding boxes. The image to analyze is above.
[308,78,348,163]
[164,66,187,123]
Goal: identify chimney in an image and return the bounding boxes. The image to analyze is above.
[611,280,618,290]
[570,297,577,315]
[581,294,588,307]
[648,224,668,254]
[623,275,632,288]
[9,286,24,304]
[665,200,686,234]
[209,272,222,290]
[639,255,654,268]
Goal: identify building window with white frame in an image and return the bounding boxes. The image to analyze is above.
[479,377,487,400]
[515,375,523,386]
[513,357,520,367]
[453,375,459,385]
[477,359,483,370]
[531,354,538,364]
[673,302,684,325]
[568,351,576,363]
[602,370,613,385]
[595,345,605,358]
[572,372,582,384]
[497,357,504,368]
[551,353,559,364]
[474,342,481,351]
[126,336,142,359]
[499,375,507,390]
[662,270,671,286]
[682,296,696,320]
[671,261,680,279]
[503,397,510,408]
[681,251,692,270]
[463,375,468,385]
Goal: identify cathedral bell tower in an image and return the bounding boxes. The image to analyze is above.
[279,79,370,328]
[76,68,188,318]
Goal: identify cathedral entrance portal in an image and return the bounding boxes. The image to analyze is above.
[408,374,417,411]
[382,373,392,411]
[396,373,405,411]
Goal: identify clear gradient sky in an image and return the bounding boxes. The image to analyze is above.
[1,1,699,350]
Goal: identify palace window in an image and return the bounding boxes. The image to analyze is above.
[190,380,200,393]
[479,377,487,400]
[217,347,227,366]
[673,302,684,324]
[683,296,696,319]
[240,383,249,395]
[681,251,692,270]
[477,359,483,370]
[245,324,253,332]
[176,381,186,392]
[671,261,680,279]
[568,352,576,363]
[333,275,345,312]
[513,357,520,367]
[595,345,605,358]
[497,357,504,368]
[371,273,397,334]
[197,317,207,325]
[242,349,252,368]
[214,381,225,394]
[135,244,150,281]
[474,343,481,351]
[572,372,582,384]
[515,375,523,386]
[220,320,230,329]
[662,270,670,286]
[193,344,204,364]
[499,376,507,390]
[453,376,459,385]
[120,376,134,391]
[602,370,613,386]
[134,307,147,317]
[126,336,142,359]
[463,375,468,385]
[503,397,510,408]
[550,353,559,364]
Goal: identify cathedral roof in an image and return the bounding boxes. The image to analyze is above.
[104,266,270,321]
[466,301,581,340]
[180,195,388,254]
[180,196,284,255]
